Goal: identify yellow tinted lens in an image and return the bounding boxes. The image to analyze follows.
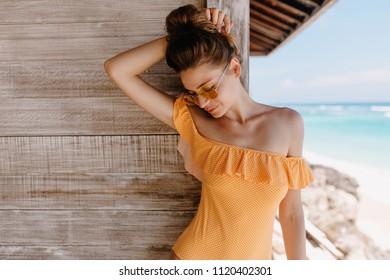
[183,94,197,105]
[199,87,218,99]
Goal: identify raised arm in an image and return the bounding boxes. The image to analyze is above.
[104,36,176,129]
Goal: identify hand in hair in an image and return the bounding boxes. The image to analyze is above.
[203,8,234,33]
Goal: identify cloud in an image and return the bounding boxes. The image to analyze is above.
[307,68,390,87]
[280,78,298,89]
[250,65,292,78]
[276,68,390,91]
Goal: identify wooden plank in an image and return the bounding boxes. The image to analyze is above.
[0,22,164,40]
[251,18,288,37]
[270,0,337,55]
[250,30,277,47]
[303,0,321,8]
[250,19,283,40]
[0,60,181,98]
[0,1,202,24]
[0,36,164,61]
[306,237,336,260]
[0,1,203,62]
[305,218,344,259]
[251,1,301,25]
[263,0,311,18]
[0,173,201,210]
[0,97,179,136]
[250,37,273,53]
[207,0,249,91]
[0,135,184,174]
[0,210,195,247]
[250,6,293,31]
[0,245,176,260]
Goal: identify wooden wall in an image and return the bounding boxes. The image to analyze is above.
[0,0,248,259]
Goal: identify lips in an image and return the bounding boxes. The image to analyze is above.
[206,105,218,113]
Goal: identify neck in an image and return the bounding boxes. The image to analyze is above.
[223,83,258,124]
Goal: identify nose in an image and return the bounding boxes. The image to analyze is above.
[197,95,209,108]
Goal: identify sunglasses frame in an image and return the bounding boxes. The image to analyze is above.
[182,62,230,105]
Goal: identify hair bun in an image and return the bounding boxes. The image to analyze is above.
[165,5,241,73]
[165,4,218,40]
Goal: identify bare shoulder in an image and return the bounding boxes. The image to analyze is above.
[256,104,304,157]
[264,105,304,131]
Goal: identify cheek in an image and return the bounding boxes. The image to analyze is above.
[217,89,234,107]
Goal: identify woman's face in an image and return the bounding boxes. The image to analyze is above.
[180,62,235,118]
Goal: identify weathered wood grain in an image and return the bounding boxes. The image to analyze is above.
[0,22,163,40]
[0,245,176,260]
[207,0,249,91]
[0,135,185,174]
[0,98,179,136]
[0,0,233,261]
[0,36,164,62]
[0,173,201,210]
[0,60,181,98]
[0,1,203,25]
[0,210,195,254]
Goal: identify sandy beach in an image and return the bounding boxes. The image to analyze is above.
[303,150,390,251]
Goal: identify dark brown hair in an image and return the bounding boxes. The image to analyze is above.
[165,4,240,73]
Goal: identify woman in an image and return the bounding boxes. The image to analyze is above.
[104,4,313,260]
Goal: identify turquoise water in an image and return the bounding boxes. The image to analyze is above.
[278,103,390,170]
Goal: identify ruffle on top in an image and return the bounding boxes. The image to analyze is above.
[173,98,314,190]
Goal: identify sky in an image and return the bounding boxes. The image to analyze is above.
[249,0,390,105]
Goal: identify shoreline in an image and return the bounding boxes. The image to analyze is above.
[303,150,390,251]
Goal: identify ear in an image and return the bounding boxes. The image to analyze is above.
[230,57,241,78]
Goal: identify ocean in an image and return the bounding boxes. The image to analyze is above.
[279,103,390,171]
[278,102,390,248]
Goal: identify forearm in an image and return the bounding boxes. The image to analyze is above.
[280,210,307,260]
[104,36,168,77]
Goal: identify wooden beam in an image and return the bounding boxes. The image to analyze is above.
[305,218,344,259]
[207,0,250,91]
[0,60,180,98]
[250,18,284,40]
[249,43,269,54]
[250,7,293,31]
[0,210,196,259]
[263,0,310,18]
[251,1,301,25]
[0,135,184,174]
[307,0,322,7]
[269,0,338,55]
[250,36,274,52]
[250,31,277,49]
[0,97,178,136]
[0,245,175,260]
[251,17,288,37]
[0,173,201,210]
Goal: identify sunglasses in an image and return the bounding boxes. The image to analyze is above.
[182,62,229,105]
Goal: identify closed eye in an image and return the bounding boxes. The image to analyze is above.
[203,86,215,92]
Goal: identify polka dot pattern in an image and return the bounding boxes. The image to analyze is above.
[172,98,314,260]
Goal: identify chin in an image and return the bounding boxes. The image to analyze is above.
[210,110,225,119]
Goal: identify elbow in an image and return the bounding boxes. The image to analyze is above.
[104,59,115,76]
[104,58,125,81]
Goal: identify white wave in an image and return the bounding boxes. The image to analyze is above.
[319,105,344,111]
[370,106,390,112]
[385,112,390,118]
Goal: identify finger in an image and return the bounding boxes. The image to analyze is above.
[211,8,219,25]
[228,21,234,33]
[223,15,231,32]
[204,8,211,21]
[216,11,226,28]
